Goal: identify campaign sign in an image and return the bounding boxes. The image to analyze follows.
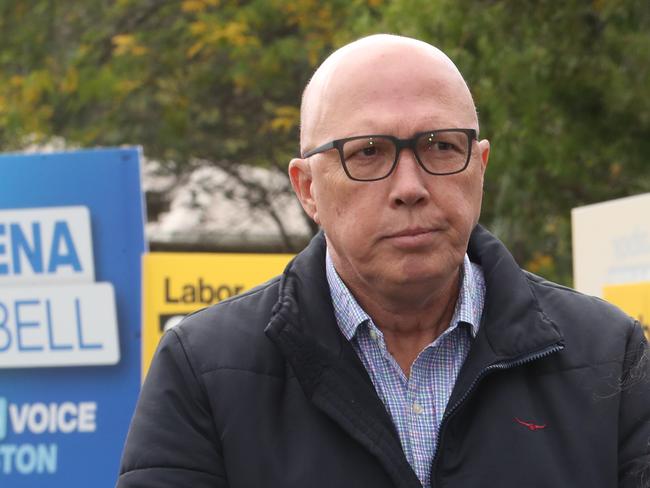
[142,252,293,378]
[0,148,146,486]
[572,193,650,297]
[604,281,650,339]
[0,206,95,286]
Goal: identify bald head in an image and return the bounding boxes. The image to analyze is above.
[299,34,478,154]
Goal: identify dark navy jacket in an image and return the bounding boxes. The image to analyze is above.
[118,226,650,487]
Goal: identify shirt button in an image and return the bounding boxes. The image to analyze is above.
[412,402,424,415]
[369,329,379,341]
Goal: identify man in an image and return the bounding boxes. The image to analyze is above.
[118,35,650,487]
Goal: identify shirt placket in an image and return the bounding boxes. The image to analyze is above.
[436,330,466,439]
[410,346,439,487]
[364,325,414,463]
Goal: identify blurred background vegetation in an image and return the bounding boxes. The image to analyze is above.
[1,0,649,285]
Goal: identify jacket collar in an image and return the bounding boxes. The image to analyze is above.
[467,224,563,359]
[443,224,564,412]
[268,225,563,360]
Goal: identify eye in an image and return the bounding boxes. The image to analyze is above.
[344,138,385,160]
[421,135,460,153]
[435,141,455,151]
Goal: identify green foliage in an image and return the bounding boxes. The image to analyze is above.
[0,0,374,167]
[1,0,649,283]
[404,0,650,284]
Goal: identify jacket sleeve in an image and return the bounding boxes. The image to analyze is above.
[618,320,650,488]
[117,328,228,488]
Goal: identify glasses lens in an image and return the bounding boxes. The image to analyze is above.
[416,130,470,174]
[342,137,396,180]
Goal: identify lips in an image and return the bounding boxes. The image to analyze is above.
[388,227,433,238]
[384,227,439,248]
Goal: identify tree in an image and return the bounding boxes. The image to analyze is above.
[377,0,650,283]
[0,0,381,246]
[1,0,648,284]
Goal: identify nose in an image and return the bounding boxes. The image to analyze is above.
[388,148,431,207]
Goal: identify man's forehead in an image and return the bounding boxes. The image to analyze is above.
[300,35,476,149]
[308,35,458,88]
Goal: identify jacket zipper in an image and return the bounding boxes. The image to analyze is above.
[429,342,565,487]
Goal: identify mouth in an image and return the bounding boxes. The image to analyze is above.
[388,227,434,238]
[384,227,439,248]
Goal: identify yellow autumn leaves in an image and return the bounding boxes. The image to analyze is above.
[112,34,148,57]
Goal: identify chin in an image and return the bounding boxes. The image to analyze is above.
[396,252,461,283]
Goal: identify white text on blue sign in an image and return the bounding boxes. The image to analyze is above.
[0,207,94,286]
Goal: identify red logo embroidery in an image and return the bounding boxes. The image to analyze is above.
[514,417,546,431]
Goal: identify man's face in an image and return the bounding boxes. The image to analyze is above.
[291,44,490,298]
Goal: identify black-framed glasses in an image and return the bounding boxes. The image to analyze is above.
[302,128,477,182]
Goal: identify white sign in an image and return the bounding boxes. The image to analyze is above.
[572,193,650,297]
[0,207,94,286]
[0,283,119,368]
[0,205,119,368]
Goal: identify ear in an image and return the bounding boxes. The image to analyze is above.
[478,138,490,175]
[288,157,320,225]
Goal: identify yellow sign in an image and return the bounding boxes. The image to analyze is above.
[603,282,650,339]
[141,252,293,378]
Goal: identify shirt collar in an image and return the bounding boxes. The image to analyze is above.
[325,249,484,341]
[325,250,370,341]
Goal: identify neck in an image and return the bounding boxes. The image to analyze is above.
[344,267,462,376]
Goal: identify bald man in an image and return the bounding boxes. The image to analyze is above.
[118,35,650,488]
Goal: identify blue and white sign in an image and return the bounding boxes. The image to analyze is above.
[0,148,146,486]
[0,282,119,368]
[0,206,95,286]
[0,206,120,368]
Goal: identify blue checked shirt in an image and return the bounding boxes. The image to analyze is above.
[326,251,486,488]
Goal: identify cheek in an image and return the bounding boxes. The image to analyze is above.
[463,180,484,230]
[312,174,351,227]
[325,201,375,239]
[438,173,484,233]
[314,183,381,250]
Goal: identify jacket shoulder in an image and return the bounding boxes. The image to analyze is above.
[169,276,285,378]
[524,271,642,363]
